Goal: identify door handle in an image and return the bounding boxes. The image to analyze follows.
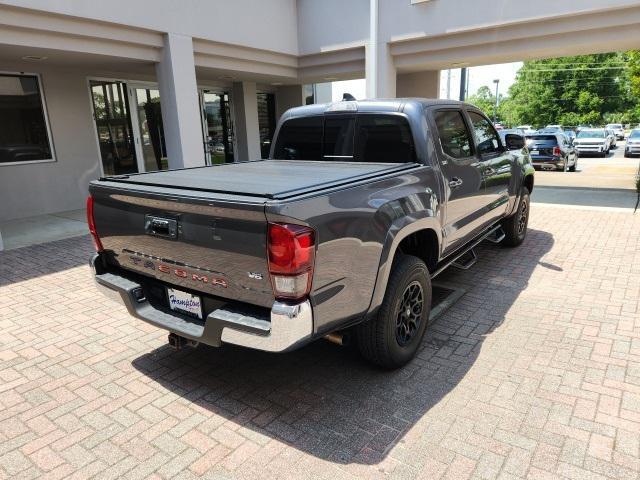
[448,177,463,189]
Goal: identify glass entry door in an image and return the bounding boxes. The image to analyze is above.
[89,80,138,175]
[201,90,234,164]
[132,87,167,171]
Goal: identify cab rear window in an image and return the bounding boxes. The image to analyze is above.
[273,114,416,163]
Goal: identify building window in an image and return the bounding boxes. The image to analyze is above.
[0,73,54,165]
[257,92,276,158]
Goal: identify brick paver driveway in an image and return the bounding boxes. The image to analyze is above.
[1,205,639,480]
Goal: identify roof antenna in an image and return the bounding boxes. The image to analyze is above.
[342,93,356,101]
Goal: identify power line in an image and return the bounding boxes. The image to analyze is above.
[518,67,628,73]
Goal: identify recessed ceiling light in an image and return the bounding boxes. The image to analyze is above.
[451,62,469,67]
[271,82,284,86]
[22,55,48,61]
[220,75,234,80]
[324,77,338,81]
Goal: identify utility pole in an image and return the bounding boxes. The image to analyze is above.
[459,67,467,101]
[493,78,500,123]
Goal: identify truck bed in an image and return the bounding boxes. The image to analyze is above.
[101,160,417,200]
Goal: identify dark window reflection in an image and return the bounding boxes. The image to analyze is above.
[355,115,415,163]
[0,74,53,164]
[468,111,501,156]
[90,80,138,175]
[434,110,473,160]
[257,93,276,158]
[273,116,323,160]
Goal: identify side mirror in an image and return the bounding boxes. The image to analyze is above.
[504,133,525,150]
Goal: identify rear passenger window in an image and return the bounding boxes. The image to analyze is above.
[434,110,473,159]
[354,115,415,163]
[273,116,322,160]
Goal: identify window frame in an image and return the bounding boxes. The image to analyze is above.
[0,71,56,167]
[465,109,505,161]
[431,108,476,164]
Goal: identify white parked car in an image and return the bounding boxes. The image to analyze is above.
[516,125,536,135]
[605,123,625,140]
[545,124,564,132]
[624,129,640,158]
[573,129,610,157]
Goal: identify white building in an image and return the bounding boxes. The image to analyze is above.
[1,0,639,223]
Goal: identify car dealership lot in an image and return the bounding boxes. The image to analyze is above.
[534,140,639,190]
[1,204,639,479]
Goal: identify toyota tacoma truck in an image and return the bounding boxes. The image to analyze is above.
[88,99,534,368]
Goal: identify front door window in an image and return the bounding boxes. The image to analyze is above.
[89,80,138,175]
[201,91,234,164]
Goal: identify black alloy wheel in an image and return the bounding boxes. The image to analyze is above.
[395,281,424,346]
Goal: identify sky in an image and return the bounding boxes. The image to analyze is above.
[329,62,523,101]
[439,62,524,100]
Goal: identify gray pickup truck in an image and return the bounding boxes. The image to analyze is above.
[88,99,534,368]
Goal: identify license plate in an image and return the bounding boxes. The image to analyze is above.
[167,288,203,319]
[530,150,539,155]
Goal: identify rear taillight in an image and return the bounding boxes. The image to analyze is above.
[553,146,561,156]
[86,195,104,252]
[267,223,315,301]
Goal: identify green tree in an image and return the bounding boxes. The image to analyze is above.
[504,52,635,127]
[467,85,504,120]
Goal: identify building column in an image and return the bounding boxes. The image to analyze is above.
[313,83,332,103]
[232,81,261,161]
[275,85,305,120]
[156,33,203,169]
[396,70,441,99]
[365,0,396,98]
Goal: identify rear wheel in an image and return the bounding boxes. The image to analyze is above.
[569,157,577,172]
[501,186,530,247]
[356,255,431,369]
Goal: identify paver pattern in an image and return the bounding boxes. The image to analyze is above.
[1,205,639,479]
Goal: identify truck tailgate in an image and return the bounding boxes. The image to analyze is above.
[90,185,274,309]
[89,160,417,310]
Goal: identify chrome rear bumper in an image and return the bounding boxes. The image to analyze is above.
[91,255,313,352]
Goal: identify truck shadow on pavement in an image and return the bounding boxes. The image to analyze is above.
[132,228,554,465]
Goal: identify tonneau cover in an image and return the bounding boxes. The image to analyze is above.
[101,160,417,200]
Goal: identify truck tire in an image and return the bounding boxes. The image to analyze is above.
[500,186,530,247]
[356,255,431,369]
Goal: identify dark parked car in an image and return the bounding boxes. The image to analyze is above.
[525,133,577,171]
[0,144,51,163]
[88,99,534,368]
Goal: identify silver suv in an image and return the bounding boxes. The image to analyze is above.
[605,123,625,140]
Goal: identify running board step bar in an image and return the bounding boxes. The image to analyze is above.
[431,224,504,279]
[452,249,477,270]
[484,226,506,244]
